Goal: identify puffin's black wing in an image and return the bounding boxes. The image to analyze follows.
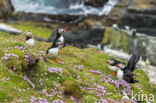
[123,70,139,83]
[127,51,140,72]
[52,39,61,48]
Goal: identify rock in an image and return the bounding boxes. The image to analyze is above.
[147,39,156,66]
[48,28,105,48]
[120,0,156,36]
[28,53,40,68]
[121,12,156,36]
[10,12,85,25]
[84,0,108,7]
[0,23,22,35]
[0,0,14,20]
[101,27,156,66]
[34,36,48,42]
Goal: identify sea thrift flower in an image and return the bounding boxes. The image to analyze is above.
[52,99,63,103]
[73,65,83,70]
[41,89,47,95]
[99,75,112,83]
[70,96,76,102]
[38,98,48,103]
[39,79,43,86]
[30,96,37,103]
[40,51,45,54]
[18,98,23,102]
[48,67,63,74]
[89,70,101,74]
[1,54,18,60]
[58,61,64,65]
[23,75,35,89]
[24,55,29,62]
[111,80,131,95]
[2,77,10,82]
[98,98,107,103]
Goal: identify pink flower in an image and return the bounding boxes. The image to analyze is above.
[23,75,35,89]
[73,65,83,70]
[52,99,63,103]
[1,54,18,60]
[89,70,101,74]
[98,98,107,103]
[70,96,75,101]
[58,61,64,65]
[48,67,63,74]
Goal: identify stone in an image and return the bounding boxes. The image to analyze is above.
[48,28,105,48]
[0,0,13,20]
[84,0,108,7]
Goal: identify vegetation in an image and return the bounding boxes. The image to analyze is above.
[8,22,54,39]
[0,22,155,103]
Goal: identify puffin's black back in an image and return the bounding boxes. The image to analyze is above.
[26,36,32,40]
[46,30,61,54]
[127,51,140,72]
[109,58,121,66]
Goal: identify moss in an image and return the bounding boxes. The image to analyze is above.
[102,28,129,52]
[8,22,53,39]
[63,79,82,99]
[6,42,25,48]
[2,47,39,73]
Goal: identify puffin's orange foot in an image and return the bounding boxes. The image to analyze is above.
[53,59,59,63]
[111,72,117,75]
[59,50,64,53]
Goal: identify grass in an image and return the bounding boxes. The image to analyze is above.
[0,23,155,103]
[8,21,54,39]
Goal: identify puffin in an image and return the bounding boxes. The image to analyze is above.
[55,28,66,52]
[116,51,140,83]
[46,28,65,63]
[131,29,136,37]
[106,58,121,75]
[26,31,35,46]
[112,24,119,30]
[46,39,62,63]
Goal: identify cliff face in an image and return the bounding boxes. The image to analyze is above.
[121,0,156,36]
[0,0,13,20]
[84,0,156,36]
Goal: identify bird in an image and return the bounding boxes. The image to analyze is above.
[131,29,136,37]
[26,31,35,46]
[112,24,119,30]
[55,28,66,52]
[106,58,121,75]
[46,28,65,63]
[125,25,131,31]
[116,51,140,83]
[46,39,62,63]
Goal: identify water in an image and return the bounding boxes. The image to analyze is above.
[11,0,119,16]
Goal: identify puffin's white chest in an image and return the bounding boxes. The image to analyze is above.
[117,69,124,80]
[59,36,64,43]
[108,65,118,71]
[26,39,35,46]
[48,48,59,57]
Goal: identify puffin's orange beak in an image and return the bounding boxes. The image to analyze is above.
[116,64,120,67]
[63,29,66,32]
[106,61,109,64]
